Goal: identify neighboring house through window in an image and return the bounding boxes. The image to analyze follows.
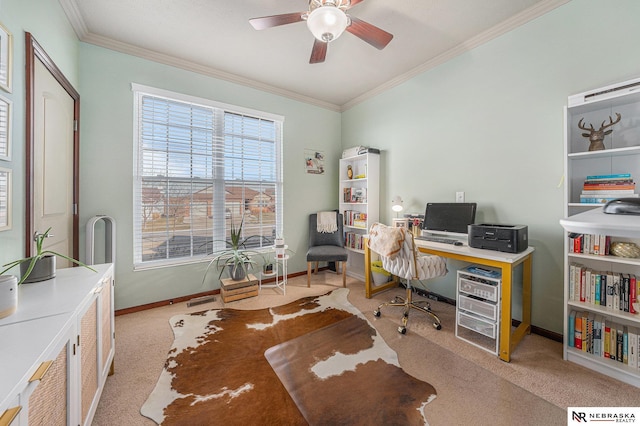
[132,84,283,269]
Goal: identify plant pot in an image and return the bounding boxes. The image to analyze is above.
[20,255,56,283]
[227,263,247,281]
[0,275,18,319]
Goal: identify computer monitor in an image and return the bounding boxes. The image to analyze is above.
[422,202,477,237]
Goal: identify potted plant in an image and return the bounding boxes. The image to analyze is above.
[202,216,259,284]
[0,227,96,284]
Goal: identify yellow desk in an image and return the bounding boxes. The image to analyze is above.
[364,239,534,362]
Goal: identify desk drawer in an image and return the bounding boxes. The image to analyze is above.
[457,311,496,339]
[458,277,498,302]
[458,295,497,321]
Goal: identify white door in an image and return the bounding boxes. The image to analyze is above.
[32,58,75,266]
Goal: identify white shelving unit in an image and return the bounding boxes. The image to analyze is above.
[560,76,640,388]
[339,152,379,280]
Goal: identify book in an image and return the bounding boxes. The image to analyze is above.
[574,311,583,350]
[584,313,591,353]
[623,274,630,313]
[593,314,602,356]
[600,272,607,307]
[617,324,624,363]
[604,320,611,358]
[630,274,637,314]
[623,326,629,364]
[580,190,637,195]
[606,271,615,310]
[568,311,576,348]
[587,313,595,354]
[569,264,577,301]
[586,173,632,180]
[628,326,638,368]
[613,273,621,311]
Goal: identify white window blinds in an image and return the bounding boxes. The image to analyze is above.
[132,84,283,269]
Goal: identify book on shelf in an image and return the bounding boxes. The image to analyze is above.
[574,311,583,350]
[617,324,624,363]
[604,320,611,359]
[568,262,639,314]
[568,311,576,348]
[629,326,639,369]
[580,190,637,195]
[343,210,367,228]
[567,232,610,255]
[580,194,638,204]
[585,173,632,181]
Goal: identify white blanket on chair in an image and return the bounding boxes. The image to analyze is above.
[368,223,404,259]
[317,211,338,233]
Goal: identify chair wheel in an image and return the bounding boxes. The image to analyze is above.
[373,310,381,317]
[398,326,407,334]
[434,323,442,330]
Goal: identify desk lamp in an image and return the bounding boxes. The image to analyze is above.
[391,196,404,217]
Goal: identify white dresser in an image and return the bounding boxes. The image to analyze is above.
[0,263,114,425]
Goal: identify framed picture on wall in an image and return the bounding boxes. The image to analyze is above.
[0,22,12,93]
[304,149,325,175]
[0,94,11,161]
[0,167,10,231]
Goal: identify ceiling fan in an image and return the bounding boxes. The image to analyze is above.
[249,0,393,64]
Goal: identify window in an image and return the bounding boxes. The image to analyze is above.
[132,84,283,269]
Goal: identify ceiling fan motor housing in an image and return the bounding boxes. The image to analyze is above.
[307,5,349,42]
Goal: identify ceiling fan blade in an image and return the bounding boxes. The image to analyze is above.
[249,12,305,30]
[346,16,393,50]
[310,39,327,64]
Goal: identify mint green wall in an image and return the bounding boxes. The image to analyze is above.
[4,0,640,333]
[78,44,341,309]
[341,0,640,333]
[0,0,79,269]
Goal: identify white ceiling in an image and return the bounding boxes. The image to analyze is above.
[61,0,568,111]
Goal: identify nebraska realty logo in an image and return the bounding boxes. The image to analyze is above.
[569,407,639,424]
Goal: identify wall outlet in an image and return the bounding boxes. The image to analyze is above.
[456,191,465,203]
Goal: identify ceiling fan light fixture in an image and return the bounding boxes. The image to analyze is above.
[306,6,348,42]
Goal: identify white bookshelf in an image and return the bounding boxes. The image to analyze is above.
[339,152,379,280]
[560,76,640,388]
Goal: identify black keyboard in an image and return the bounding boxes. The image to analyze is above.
[415,235,460,245]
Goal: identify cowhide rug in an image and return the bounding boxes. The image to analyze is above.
[140,289,437,425]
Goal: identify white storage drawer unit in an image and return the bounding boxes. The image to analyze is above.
[456,266,501,354]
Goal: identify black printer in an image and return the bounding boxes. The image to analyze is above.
[468,224,528,253]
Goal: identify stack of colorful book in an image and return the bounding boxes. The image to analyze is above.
[580,173,638,204]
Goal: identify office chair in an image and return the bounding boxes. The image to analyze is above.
[306,213,348,287]
[369,223,447,334]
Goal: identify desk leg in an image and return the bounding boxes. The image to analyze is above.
[499,264,513,362]
[499,254,533,362]
[364,240,372,298]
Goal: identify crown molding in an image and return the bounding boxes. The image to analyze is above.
[340,0,571,111]
[78,32,342,112]
[59,0,89,39]
[61,0,569,113]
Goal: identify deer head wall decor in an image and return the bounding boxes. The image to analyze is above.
[577,112,622,151]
